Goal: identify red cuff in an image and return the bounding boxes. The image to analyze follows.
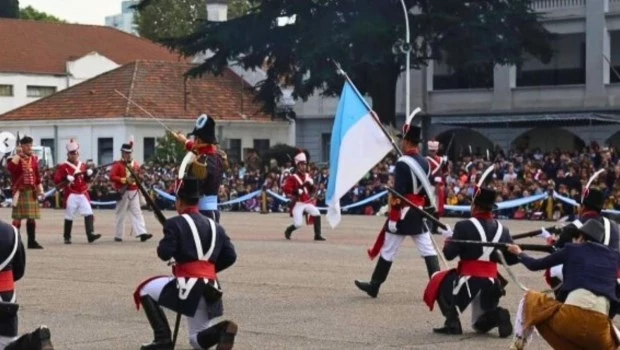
[185,140,194,151]
[388,208,400,222]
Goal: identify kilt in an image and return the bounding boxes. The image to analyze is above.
[11,188,40,220]
[512,290,619,350]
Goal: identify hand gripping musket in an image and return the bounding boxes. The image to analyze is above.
[54,161,116,192]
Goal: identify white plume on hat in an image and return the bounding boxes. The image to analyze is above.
[427,140,439,151]
[66,138,79,152]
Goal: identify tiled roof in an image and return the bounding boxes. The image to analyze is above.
[0,60,272,122]
[0,18,183,75]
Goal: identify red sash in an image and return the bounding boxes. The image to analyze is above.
[173,260,216,279]
[457,260,498,278]
[0,270,14,293]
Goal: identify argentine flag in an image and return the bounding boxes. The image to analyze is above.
[326,81,394,228]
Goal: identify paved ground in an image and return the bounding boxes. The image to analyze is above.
[2,209,568,349]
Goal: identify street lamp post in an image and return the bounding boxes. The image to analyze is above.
[399,0,411,123]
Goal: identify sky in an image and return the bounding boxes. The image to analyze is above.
[19,0,125,25]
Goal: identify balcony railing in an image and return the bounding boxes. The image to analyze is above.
[532,0,584,11]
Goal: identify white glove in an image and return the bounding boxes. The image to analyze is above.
[297,188,304,195]
[66,175,75,183]
[438,224,453,238]
[537,227,552,240]
[86,169,93,177]
[387,220,398,233]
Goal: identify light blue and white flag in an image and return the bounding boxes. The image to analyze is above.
[325,81,394,228]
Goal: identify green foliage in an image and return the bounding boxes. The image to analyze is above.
[20,5,65,22]
[135,0,207,41]
[0,0,19,18]
[260,143,306,169]
[137,0,553,127]
[151,131,187,164]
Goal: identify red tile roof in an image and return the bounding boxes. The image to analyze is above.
[0,18,183,75]
[0,60,272,122]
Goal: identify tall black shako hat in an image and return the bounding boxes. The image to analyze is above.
[397,107,422,143]
[189,114,217,144]
[576,219,606,243]
[174,174,201,201]
[121,135,134,153]
[472,164,498,211]
[581,169,605,212]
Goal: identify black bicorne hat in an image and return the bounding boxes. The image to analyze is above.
[189,114,217,144]
[396,107,422,143]
[175,174,201,201]
[576,219,605,243]
[581,169,605,212]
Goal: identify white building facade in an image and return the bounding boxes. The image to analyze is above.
[105,0,139,36]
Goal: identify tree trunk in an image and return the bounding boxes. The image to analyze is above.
[367,69,399,128]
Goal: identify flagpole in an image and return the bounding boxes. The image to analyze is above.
[329,59,403,157]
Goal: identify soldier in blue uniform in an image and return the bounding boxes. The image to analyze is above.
[173,114,228,223]
[0,219,54,349]
[355,119,441,298]
[133,174,237,349]
[424,175,517,338]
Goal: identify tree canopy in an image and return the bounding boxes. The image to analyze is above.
[136,0,553,126]
[0,0,19,19]
[20,5,65,23]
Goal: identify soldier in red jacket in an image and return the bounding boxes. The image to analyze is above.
[425,139,448,233]
[109,137,152,243]
[282,150,325,241]
[53,139,102,245]
[6,136,44,249]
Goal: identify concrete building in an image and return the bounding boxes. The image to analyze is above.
[0,60,293,165]
[294,0,620,161]
[104,0,139,36]
[0,18,183,115]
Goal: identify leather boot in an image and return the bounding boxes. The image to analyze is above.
[472,307,512,338]
[284,224,296,240]
[433,296,462,335]
[354,257,392,298]
[424,256,441,279]
[5,325,54,350]
[63,219,72,244]
[196,320,238,350]
[313,216,325,241]
[139,295,173,350]
[84,215,101,243]
[26,219,42,249]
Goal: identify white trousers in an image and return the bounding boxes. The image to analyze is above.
[115,190,147,239]
[380,231,437,261]
[292,202,320,228]
[140,277,221,350]
[65,193,93,220]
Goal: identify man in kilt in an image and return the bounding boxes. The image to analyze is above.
[6,136,44,249]
[133,174,238,349]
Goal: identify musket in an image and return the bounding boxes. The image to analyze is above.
[383,186,447,230]
[511,226,562,240]
[54,161,116,191]
[125,162,167,226]
[448,239,556,253]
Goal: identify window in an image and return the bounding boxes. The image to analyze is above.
[97,138,114,165]
[227,139,241,164]
[26,85,57,98]
[143,137,155,162]
[321,133,331,162]
[40,138,55,162]
[0,85,13,97]
[253,139,270,156]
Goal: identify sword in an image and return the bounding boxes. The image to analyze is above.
[443,132,455,157]
[382,186,447,230]
[448,239,556,253]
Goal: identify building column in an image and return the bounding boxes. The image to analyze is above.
[492,65,516,110]
[585,0,610,107]
[288,119,296,146]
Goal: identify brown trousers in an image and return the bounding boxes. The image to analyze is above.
[523,291,619,350]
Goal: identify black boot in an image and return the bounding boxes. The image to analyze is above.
[424,256,441,279]
[84,215,101,243]
[433,296,462,335]
[63,219,72,244]
[472,307,512,338]
[284,225,296,240]
[354,257,392,298]
[5,325,54,350]
[139,295,173,350]
[196,320,238,350]
[26,219,42,249]
[313,216,325,241]
[140,234,153,242]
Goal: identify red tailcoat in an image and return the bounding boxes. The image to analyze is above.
[282,172,316,225]
[53,160,91,205]
[7,154,41,192]
[426,154,446,216]
[110,160,140,191]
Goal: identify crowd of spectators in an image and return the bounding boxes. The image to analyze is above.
[0,142,617,221]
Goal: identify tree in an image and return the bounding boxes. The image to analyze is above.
[137,0,553,127]
[0,0,19,18]
[152,131,187,164]
[260,143,307,169]
[20,6,65,23]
